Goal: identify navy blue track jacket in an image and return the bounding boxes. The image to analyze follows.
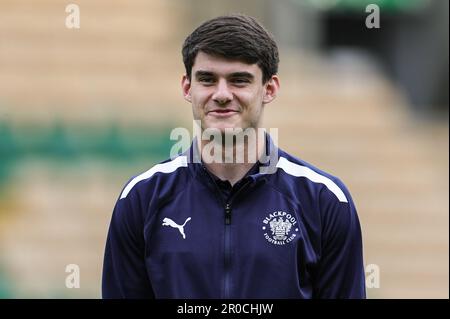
[102,136,366,299]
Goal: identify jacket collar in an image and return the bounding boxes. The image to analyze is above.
[184,132,280,184]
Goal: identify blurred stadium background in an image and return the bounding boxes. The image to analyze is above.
[0,0,448,298]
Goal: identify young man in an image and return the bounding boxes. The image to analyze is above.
[102,14,366,299]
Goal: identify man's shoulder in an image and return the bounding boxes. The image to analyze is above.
[118,155,190,201]
[274,149,350,204]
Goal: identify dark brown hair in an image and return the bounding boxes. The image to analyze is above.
[182,14,279,83]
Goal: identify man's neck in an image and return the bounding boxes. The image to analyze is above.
[199,131,265,186]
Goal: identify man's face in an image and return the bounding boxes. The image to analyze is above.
[182,52,279,133]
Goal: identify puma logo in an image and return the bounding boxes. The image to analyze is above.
[162,217,192,239]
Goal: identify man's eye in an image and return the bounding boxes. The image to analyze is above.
[232,78,250,84]
[199,77,214,83]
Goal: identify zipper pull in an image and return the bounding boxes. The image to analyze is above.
[225,203,232,225]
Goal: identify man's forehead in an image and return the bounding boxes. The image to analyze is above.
[192,52,261,76]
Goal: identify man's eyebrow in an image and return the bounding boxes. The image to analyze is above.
[194,70,215,78]
[228,72,254,80]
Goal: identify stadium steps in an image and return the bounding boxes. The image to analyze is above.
[0,164,122,298]
[0,0,188,123]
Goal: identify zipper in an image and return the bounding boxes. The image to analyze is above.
[201,167,253,298]
[225,203,232,225]
[222,181,252,298]
[223,202,232,298]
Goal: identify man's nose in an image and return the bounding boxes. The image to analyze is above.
[212,79,233,105]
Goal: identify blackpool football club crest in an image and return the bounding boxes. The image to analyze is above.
[262,211,299,245]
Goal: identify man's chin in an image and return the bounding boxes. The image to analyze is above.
[201,121,242,133]
[203,126,246,134]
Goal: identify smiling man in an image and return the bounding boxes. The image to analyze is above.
[182,50,279,184]
[102,14,366,299]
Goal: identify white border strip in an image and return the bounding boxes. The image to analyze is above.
[120,156,188,199]
[276,157,348,203]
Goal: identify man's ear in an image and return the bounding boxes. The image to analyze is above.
[263,75,280,104]
[181,75,192,103]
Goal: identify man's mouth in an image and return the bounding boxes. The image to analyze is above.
[207,109,239,117]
